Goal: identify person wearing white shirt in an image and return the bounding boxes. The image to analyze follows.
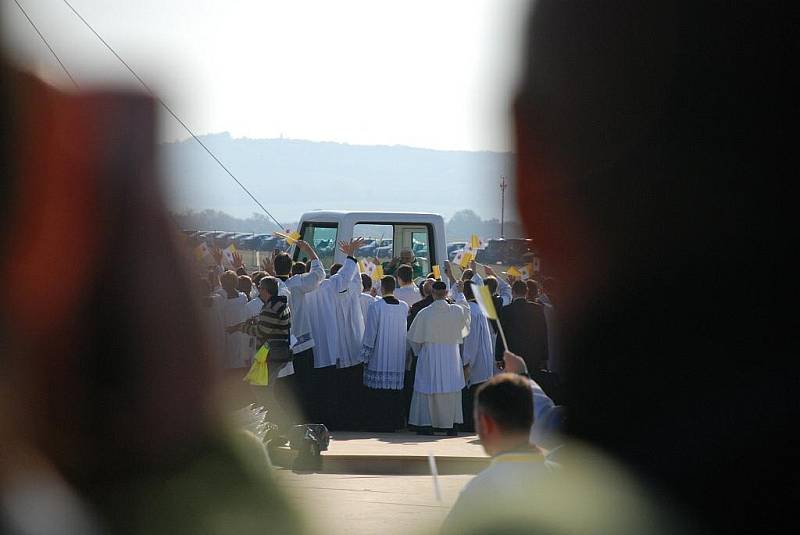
[440,373,559,535]
[359,272,377,320]
[407,279,471,436]
[305,237,366,430]
[459,278,497,432]
[393,264,422,307]
[360,275,410,432]
[266,241,325,423]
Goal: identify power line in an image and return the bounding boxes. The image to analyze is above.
[59,0,285,231]
[12,0,80,89]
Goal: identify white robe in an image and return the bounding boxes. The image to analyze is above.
[307,257,362,368]
[395,284,422,307]
[359,292,377,321]
[221,291,248,369]
[200,293,226,370]
[281,259,325,353]
[461,302,496,387]
[361,297,409,389]
[408,293,471,394]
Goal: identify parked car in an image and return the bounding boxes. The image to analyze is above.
[447,241,467,261]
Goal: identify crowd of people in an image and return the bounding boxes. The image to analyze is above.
[192,239,561,440]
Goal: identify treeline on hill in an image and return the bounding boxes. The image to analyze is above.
[171,208,526,242]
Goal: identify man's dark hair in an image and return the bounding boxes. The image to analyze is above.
[475,373,534,433]
[463,280,475,301]
[361,273,372,292]
[511,280,528,297]
[330,263,343,276]
[396,264,413,284]
[251,271,267,287]
[291,262,306,276]
[461,269,474,281]
[484,276,498,295]
[380,275,396,294]
[526,279,540,299]
[426,272,436,279]
[258,276,279,297]
[237,275,252,295]
[274,252,292,275]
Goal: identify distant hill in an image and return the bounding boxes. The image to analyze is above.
[160,133,516,225]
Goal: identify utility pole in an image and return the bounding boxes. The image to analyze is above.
[499,176,508,238]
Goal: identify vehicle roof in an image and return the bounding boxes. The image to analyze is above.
[299,210,444,222]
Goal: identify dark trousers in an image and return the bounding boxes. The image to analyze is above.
[289,348,315,423]
[403,353,418,427]
[330,364,366,431]
[312,364,338,429]
[461,383,483,433]
[363,386,404,432]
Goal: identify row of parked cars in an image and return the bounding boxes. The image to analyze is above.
[181,230,289,252]
[448,238,536,267]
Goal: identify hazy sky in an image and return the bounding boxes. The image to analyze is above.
[3,0,530,152]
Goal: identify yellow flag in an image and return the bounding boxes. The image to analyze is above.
[506,265,522,278]
[273,231,301,246]
[474,285,498,320]
[372,263,384,281]
[243,344,270,386]
[432,264,441,280]
[470,234,480,250]
[459,250,473,269]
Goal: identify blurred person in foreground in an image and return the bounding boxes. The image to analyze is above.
[507,1,791,533]
[440,373,559,534]
[0,62,302,533]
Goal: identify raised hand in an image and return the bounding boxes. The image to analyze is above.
[210,246,224,266]
[260,256,274,275]
[469,259,477,272]
[443,260,454,281]
[232,251,244,270]
[484,265,496,277]
[338,237,366,257]
[501,351,528,375]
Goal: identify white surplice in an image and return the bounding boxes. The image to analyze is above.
[280,259,325,353]
[360,297,409,390]
[359,292,377,322]
[461,301,496,387]
[407,291,471,428]
[221,291,249,369]
[395,283,422,307]
[307,257,363,369]
[200,293,226,369]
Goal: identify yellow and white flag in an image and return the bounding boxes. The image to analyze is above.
[243,344,269,386]
[474,284,498,320]
[520,263,533,281]
[222,243,237,269]
[459,250,474,269]
[273,230,301,246]
[432,264,441,280]
[372,263,384,281]
[506,265,522,278]
[468,234,487,251]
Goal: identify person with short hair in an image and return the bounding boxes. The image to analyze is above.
[360,275,410,431]
[383,248,423,278]
[359,272,377,320]
[440,373,558,534]
[407,278,471,435]
[394,264,422,306]
[495,280,549,373]
[237,274,253,300]
[219,270,249,374]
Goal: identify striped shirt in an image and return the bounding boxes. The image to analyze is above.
[241,295,291,347]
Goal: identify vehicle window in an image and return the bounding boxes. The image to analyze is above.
[298,222,338,270]
[353,224,394,264]
[410,231,431,275]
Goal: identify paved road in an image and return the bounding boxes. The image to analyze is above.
[277,471,472,535]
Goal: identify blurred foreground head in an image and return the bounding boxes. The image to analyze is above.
[0,66,213,488]
[514,1,790,532]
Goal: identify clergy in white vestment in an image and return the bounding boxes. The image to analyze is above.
[407,279,471,435]
[219,270,249,372]
[360,275,410,432]
[394,264,422,306]
[271,242,325,422]
[459,279,498,432]
[359,272,377,320]
[197,278,226,370]
[305,237,367,430]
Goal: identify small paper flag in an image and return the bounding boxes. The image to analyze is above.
[432,264,441,280]
[273,230,301,246]
[474,284,498,320]
[470,234,480,251]
[371,263,384,281]
[506,265,522,278]
[459,250,474,269]
[520,263,533,281]
[243,344,269,386]
[222,243,237,269]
